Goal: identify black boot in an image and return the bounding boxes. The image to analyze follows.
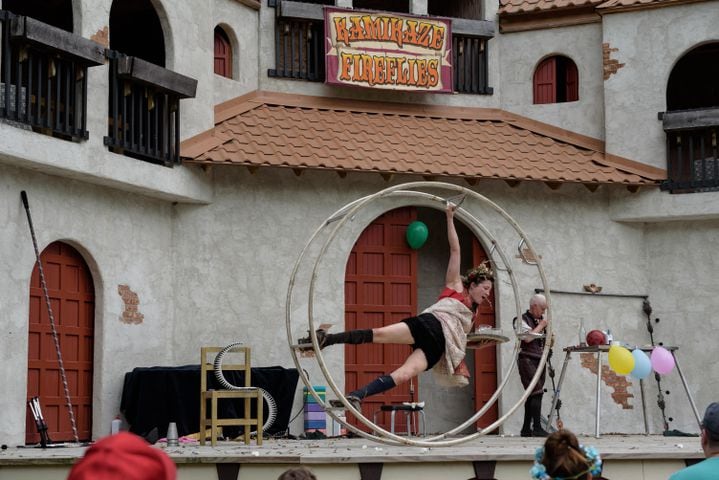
[521,398,533,437]
[531,395,549,437]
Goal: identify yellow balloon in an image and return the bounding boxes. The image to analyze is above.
[608,344,635,375]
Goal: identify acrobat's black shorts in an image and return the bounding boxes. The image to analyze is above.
[402,313,446,370]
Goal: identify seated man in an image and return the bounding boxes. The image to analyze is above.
[669,402,719,480]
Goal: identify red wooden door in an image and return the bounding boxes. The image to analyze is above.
[344,208,417,432]
[472,239,498,430]
[214,27,232,78]
[26,242,95,443]
[533,57,556,104]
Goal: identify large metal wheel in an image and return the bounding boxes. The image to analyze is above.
[285,182,552,447]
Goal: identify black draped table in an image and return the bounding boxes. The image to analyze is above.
[121,365,299,439]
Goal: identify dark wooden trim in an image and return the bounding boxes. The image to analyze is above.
[499,7,600,33]
[452,18,495,38]
[233,0,261,10]
[662,107,719,132]
[114,53,197,98]
[9,15,105,66]
[216,463,241,480]
[279,0,324,20]
[471,460,497,480]
[358,463,383,480]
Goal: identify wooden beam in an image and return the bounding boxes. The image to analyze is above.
[292,168,303,176]
[505,179,521,188]
[116,55,197,98]
[246,166,258,175]
[451,18,496,38]
[627,185,640,193]
[380,173,394,182]
[583,183,599,192]
[545,181,562,190]
[662,107,719,132]
[337,171,347,178]
[279,0,324,20]
[465,177,479,186]
[233,0,261,10]
[10,15,105,65]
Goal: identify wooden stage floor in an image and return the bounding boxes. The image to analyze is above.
[0,434,704,480]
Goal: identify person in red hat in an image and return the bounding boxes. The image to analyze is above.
[67,431,176,480]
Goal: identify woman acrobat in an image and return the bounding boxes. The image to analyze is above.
[299,202,494,409]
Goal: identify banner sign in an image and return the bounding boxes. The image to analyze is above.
[324,7,453,93]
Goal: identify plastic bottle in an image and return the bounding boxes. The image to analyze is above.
[605,329,614,345]
[578,318,587,346]
[111,415,121,435]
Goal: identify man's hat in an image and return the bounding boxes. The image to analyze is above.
[702,402,719,440]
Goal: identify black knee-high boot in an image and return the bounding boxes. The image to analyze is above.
[531,395,548,436]
[323,329,373,347]
[521,398,533,436]
[348,374,396,400]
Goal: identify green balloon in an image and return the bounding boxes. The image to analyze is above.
[406,221,429,249]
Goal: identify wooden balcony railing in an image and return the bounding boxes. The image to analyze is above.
[661,108,719,193]
[268,18,325,82]
[105,50,197,166]
[0,11,104,141]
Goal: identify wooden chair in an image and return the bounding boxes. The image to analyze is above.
[199,346,263,446]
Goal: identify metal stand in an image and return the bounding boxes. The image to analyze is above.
[546,345,700,438]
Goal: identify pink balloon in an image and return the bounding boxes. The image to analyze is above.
[651,346,675,375]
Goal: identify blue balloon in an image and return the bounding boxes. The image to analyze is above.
[630,348,652,380]
[405,221,429,249]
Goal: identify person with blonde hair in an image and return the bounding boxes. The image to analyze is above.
[530,430,602,480]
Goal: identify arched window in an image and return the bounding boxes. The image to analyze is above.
[214,26,233,78]
[533,55,579,104]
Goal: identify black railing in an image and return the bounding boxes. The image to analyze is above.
[0,11,94,141]
[661,127,719,193]
[453,34,491,95]
[268,18,325,81]
[105,50,182,166]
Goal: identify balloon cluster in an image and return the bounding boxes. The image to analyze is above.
[607,343,675,379]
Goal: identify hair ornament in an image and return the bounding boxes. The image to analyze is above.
[530,444,602,480]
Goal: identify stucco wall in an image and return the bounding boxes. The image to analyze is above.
[498,23,605,139]
[602,3,719,168]
[0,163,177,443]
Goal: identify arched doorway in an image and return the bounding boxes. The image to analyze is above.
[26,242,95,444]
[109,0,166,67]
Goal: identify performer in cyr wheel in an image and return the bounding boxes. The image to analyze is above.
[517,293,550,437]
[299,202,494,409]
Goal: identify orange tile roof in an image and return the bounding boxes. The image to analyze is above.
[499,0,697,14]
[181,91,664,186]
[499,0,603,15]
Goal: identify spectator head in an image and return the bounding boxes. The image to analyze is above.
[67,431,176,480]
[278,467,317,480]
[701,402,719,454]
[531,430,602,480]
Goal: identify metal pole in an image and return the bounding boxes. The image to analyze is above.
[547,350,571,429]
[595,351,602,438]
[672,353,702,428]
[640,379,649,435]
[20,191,79,443]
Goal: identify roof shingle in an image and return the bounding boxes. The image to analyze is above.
[181,91,664,186]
